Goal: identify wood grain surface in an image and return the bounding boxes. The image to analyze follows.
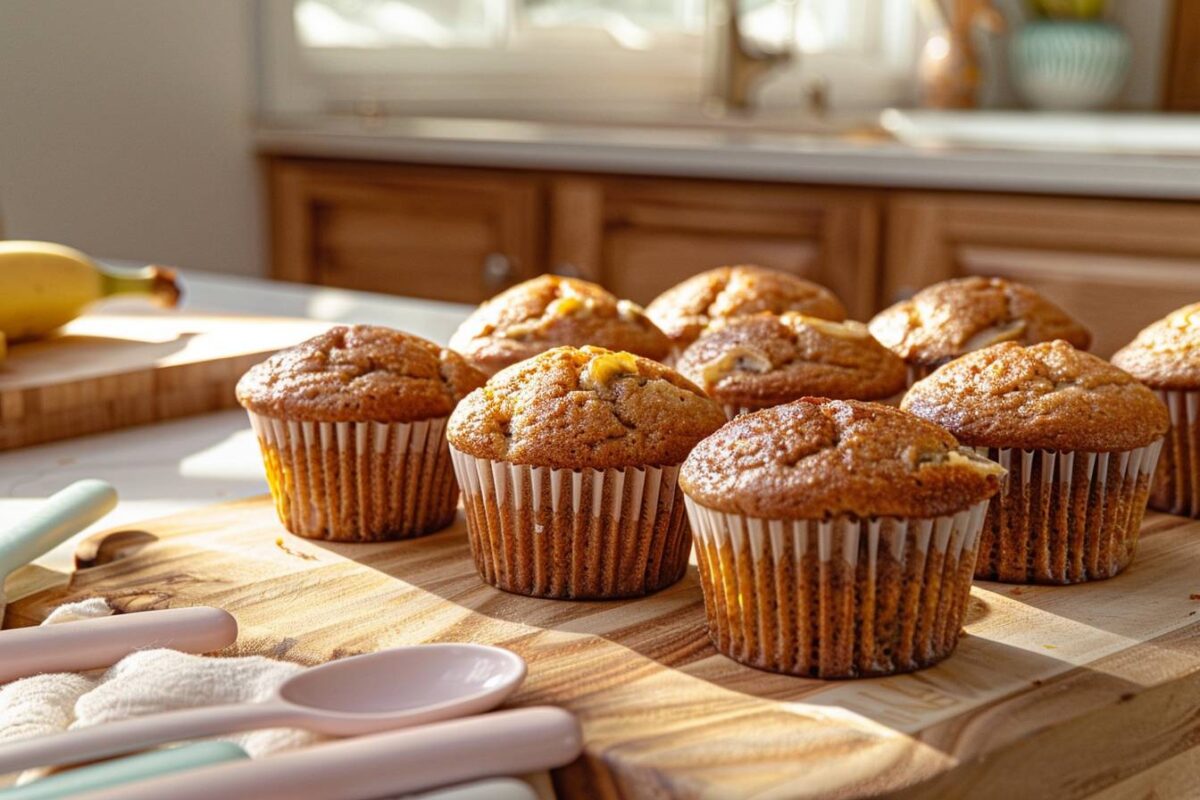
[0,312,332,450]
[9,499,1200,799]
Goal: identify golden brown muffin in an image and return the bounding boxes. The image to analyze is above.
[675,312,906,414]
[681,398,1001,520]
[903,340,1168,584]
[681,398,1001,679]
[237,325,485,543]
[449,346,726,600]
[869,276,1092,379]
[449,345,726,469]
[1112,303,1200,391]
[448,275,670,375]
[902,340,1167,453]
[644,265,847,353]
[1113,303,1200,516]
[237,325,484,423]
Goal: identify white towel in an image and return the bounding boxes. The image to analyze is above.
[0,600,320,784]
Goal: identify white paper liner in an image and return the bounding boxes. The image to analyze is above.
[1153,389,1200,517]
[246,411,457,541]
[969,439,1163,583]
[684,498,989,679]
[449,448,689,599]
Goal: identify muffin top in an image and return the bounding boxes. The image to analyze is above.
[448,346,726,469]
[680,398,1002,520]
[448,275,671,375]
[902,340,1169,452]
[645,265,847,351]
[675,312,906,407]
[1111,303,1200,390]
[236,325,485,423]
[869,277,1092,369]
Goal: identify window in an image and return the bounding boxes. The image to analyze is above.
[257,0,917,118]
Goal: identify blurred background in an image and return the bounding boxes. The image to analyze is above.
[0,0,1197,355]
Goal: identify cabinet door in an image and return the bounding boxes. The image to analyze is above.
[884,192,1200,356]
[268,159,542,304]
[549,176,881,319]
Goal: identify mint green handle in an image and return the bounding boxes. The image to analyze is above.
[0,741,247,799]
[0,481,117,580]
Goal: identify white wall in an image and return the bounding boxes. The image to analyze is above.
[0,1,262,275]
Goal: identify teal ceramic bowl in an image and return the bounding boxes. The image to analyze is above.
[1010,20,1131,110]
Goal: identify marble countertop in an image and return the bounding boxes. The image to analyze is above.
[0,272,472,574]
[256,112,1200,200]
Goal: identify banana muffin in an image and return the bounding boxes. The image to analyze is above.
[448,345,726,599]
[903,340,1168,584]
[237,325,486,542]
[1113,303,1200,516]
[448,275,670,375]
[869,276,1092,384]
[675,312,906,417]
[645,265,847,355]
[681,398,1002,678]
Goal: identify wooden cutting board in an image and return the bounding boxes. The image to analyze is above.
[0,312,333,450]
[10,499,1200,799]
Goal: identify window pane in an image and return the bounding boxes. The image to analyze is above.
[294,0,505,48]
[518,0,705,49]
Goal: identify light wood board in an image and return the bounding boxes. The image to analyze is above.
[0,312,332,450]
[10,500,1200,799]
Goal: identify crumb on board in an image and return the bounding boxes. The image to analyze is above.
[275,536,318,561]
[1043,644,1056,650]
[1009,587,1024,596]
[1190,593,1200,600]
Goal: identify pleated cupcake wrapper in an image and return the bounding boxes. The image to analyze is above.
[449,448,690,599]
[685,499,989,679]
[246,411,458,542]
[1153,389,1200,517]
[969,439,1163,584]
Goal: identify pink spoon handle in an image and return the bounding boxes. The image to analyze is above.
[0,606,238,685]
[0,700,300,775]
[73,707,583,800]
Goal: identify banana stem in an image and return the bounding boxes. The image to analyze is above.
[99,266,182,308]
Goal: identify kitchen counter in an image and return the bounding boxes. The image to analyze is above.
[0,272,472,573]
[256,112,1200,201]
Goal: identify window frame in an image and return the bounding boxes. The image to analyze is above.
[256,0,919,118]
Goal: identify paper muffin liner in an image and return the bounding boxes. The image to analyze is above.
[246,411,458,542]
[1151,390,1200,517]
[685,499,990,679]
[449,448,690,599]
[969,439,1163,584]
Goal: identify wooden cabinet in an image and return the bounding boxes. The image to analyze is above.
[548,176,881,318]
[884,192,1200,356]
[267,159,543,304]
[266,158,1200,356]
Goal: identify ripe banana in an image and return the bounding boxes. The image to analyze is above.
[0,241,181,342]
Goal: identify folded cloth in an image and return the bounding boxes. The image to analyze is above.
[0,600,320,784]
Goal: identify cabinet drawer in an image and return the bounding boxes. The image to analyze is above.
[268,159,542,305]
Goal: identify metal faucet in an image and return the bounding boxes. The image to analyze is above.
[703,0,794,115]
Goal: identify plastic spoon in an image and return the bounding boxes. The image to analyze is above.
[0,606,238,684]
[70,707,580,800]
[0,480,117,624]
[0,643,526,774]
